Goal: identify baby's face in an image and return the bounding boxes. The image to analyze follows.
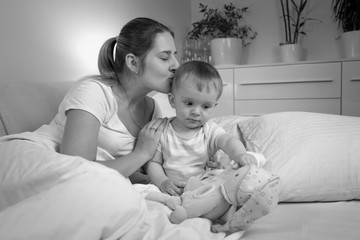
[169,81,218,129]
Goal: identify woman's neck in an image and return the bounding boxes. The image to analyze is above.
[113,80,151,132]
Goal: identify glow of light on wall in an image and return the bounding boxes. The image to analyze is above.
[71,31,108,75]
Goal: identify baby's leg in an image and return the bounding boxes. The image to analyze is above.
[145,192,181,210]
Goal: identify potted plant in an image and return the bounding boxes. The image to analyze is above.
[188,2,257,66]
[279,0,319,62]
[332,0,360,58]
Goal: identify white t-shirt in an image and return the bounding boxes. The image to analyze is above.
[35,78,162,160]
[156,117,226,184]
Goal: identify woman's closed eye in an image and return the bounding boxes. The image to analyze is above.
[158,52,170,61]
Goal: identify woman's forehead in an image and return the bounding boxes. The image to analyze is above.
[150,32,176,54]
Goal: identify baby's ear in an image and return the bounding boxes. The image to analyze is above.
[168,93,176,109]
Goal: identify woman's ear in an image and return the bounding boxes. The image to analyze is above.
[168,93,176,109]
[125,53,140,74]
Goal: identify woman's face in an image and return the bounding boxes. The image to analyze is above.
[141,32,179,93]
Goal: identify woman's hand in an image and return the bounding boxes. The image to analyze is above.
[133,118,167,161]
[160,179,185,196]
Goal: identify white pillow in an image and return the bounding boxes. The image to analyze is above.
[237,111,360,202]
[210,115,252,140]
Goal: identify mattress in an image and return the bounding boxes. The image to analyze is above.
[240,200,360,240]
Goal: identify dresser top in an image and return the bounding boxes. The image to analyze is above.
[216,58,360,69]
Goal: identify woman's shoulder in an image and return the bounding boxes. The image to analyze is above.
[71,76,115,99]
[76,76,113,89]
[60,76,117,118]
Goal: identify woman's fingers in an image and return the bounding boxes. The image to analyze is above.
[155,118,166,133]
[146,118,166,131]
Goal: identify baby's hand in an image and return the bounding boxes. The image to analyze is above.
[206,155,220,169]
[239,153,258,166]
[160,179,185,196]
[231,152,267,169]
[207,150,232,169]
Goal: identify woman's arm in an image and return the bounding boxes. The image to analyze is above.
[61,109,100,161]
[61,109,166,177]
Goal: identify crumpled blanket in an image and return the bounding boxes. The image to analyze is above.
[0,134,243,240]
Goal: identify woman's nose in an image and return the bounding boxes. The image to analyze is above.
[170,58,180,73]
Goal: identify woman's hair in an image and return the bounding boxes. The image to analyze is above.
[97,17,174,84]
[171,61,223,100]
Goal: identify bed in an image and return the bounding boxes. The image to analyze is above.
[0,80,359,240]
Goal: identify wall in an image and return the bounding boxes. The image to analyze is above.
[0,0,190,83]
[190,0,342,65]
[0,0,343,84]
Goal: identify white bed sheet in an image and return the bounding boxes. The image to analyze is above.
[2,125,359,240]
[241,200,360,240]
[0,135,244,240]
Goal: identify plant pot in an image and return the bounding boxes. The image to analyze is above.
[210,38,242,66]
[341,30,360,58]
[280,44,303,63]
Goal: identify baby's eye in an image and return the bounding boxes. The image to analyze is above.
[184,101,193,106]
[203,105,212,110]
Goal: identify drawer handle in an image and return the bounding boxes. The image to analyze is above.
[350,78,360,82]
[238,79,334,86]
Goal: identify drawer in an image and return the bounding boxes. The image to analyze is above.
[234,99,341,116]
[342,61,360,117]
[234,62,341,99]
[212,69,234,117]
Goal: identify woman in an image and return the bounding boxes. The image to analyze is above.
[57,17,179,182]
[41,18,179,181]
[0,17,179,189]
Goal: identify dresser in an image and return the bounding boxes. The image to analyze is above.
[212,59,360,117]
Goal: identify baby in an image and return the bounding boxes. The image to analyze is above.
[146,61,264,196]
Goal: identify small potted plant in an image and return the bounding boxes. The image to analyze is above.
[188,2,257,66]
[279,0,319,62]
[332,0,360,58]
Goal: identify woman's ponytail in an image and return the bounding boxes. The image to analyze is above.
[98,37,117,81]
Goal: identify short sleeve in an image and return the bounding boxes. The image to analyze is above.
[152,99,163,119]
[59,79,115,124]
[204,121,227,156]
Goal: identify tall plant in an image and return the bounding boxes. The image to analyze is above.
[332,0,360,32]
[279,0,318,45]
